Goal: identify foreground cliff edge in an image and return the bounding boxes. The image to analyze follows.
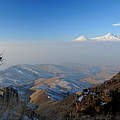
[1,72,120,120]
[36,72,120,120]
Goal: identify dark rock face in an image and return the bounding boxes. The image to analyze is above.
[35,72,120,120]
[1,72,120,120]
[66,72,120,120]
[2,87,18,103]
[0,87,19,117]
[0,87,39,120]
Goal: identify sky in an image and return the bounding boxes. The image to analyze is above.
[0,0,120,69]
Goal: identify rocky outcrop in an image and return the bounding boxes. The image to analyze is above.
[0,87,39,120]
[34,72,120,120]
[0,87,19,114]
[0,87,22,119]
[66,72,120,120]
[1,71,120,120]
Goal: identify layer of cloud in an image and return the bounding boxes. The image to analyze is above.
[112,23,120,26]
[72,36,88,42]
[0,41,65,69]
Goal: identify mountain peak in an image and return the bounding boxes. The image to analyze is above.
[90,33,120,41]
[72,36,88,42]
[106,32,113,36]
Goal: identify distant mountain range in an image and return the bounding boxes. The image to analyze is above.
[73,33,120,42]
[90,33,120,41]
[0,64,120,119]
[0,64,120,101]
[0,64,90,88]
[29,72,120,120]
[0,64,92,100]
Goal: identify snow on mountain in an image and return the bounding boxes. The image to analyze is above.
[0,64,94,101]
[0,64,119,101]
[0,64,91,89]
[90,33,120,41]
[72,36,88,42]
[0,64,54,87]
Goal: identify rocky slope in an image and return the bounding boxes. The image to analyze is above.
[0,64,120,119]
[0,87,39,120]
[0,87,22,119]
[66,72,120,120]
[0,64,95,101]
[34,72,120,120]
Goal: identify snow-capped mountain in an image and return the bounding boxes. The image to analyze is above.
[72,36,88,42]
[90,33,120,41]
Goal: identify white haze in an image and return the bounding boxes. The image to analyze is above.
[0,41,120,69]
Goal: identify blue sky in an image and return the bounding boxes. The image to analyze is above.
[0,0,120,41]
[1,0,120,68]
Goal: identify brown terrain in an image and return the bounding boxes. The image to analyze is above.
[28,72,120,120]
[1,64,120,119]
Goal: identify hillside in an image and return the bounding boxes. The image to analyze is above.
[34,72,120,120]
[0,64,119,106]
[0,66,120,119]
[64,72,120,120]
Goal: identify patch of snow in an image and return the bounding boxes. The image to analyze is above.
[78,96,84,102]
[33,118,39,120]
[100,101,106,105]
[37,86,49,90]
[48,96,51,99]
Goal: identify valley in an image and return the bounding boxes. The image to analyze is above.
[0,64,120,119]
